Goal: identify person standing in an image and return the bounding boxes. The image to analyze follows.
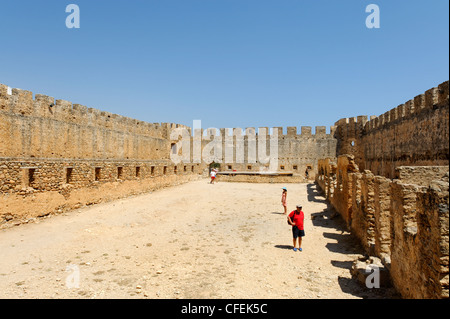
[210,169,217,184]
[287,205,305,252]
[281,187,287,214]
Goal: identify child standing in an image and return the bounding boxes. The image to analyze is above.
[281,187,287,214]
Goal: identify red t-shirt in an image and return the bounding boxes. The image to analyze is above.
[289,210,304,230]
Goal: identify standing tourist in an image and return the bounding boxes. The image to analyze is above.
[281,187,287,214]
[210,169,217,184]
[287,205,305,252]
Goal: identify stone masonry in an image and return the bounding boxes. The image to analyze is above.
[1,80,449,299]
[316,81,449,299]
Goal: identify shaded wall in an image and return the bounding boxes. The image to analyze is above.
[317,155,449,299]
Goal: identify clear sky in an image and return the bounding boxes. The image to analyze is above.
[0,0,448,131]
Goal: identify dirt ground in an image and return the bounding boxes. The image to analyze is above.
[0,179,396,299]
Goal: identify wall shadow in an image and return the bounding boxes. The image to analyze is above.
[310,210,349,232]
[330,260,353,270]
[306,183,348,232]
[323,232,363,255]
[336,276,378,299]
[305,183,399,298]
[306,183,328,204]
[337,276,400,299]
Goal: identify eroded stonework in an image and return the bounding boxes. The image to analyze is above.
[1,80,449,299]
[315,81,449,299]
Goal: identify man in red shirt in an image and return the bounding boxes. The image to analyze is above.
[288,205,305,252]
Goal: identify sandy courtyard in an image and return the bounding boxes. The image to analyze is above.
[0,180,391,299]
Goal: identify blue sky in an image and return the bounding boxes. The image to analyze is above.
[0,0,448,131]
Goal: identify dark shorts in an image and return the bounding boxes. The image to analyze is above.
[292,226,305,239]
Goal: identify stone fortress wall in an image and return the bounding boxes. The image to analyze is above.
[0,83,206,227]
[1,79,449,299]
[316,81,449,299]
[0,83,202,194]
[334,81,449,178]
[0,82,337,223]
[196,125,337,182]
[0,82,338,193]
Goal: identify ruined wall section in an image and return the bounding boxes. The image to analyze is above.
[414,179,449,299]
[317,81,449,298]
[316,156,449,299]
[335,81,449,178]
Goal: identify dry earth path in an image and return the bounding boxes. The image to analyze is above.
[0,180,391,299]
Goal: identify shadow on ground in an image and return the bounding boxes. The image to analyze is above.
[305,182,400,299]
[274,244,294,250]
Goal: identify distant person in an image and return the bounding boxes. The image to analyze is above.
[287,205,305,252]
[210,169,216,184]
[281,187,287,214]
[214,169,219,183]
[305,168,309,180]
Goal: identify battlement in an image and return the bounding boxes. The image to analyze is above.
[0,83,340,143]
[283,125,336,139]
[191,125,336,140]
[0,83,186,140]
[335,115,369,127]
[332,80,449,176]
[364,81,448,133]
[334,81,449,135]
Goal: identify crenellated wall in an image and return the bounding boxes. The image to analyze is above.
[0,83,204,226]
[2,79,449,298]
[0,81,338,226]
[0,83,195,160]
[334,81,449,178]
[194,125,337,181]
[0,82,339,194]
[316,81,449,299]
